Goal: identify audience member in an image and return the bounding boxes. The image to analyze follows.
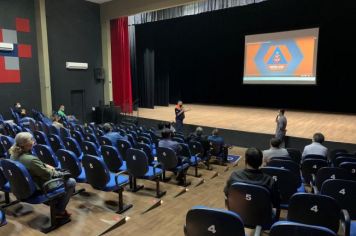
[57,105,77,122]
[208,129,228,162]
[263,137,289,164]
[302,132,328,159]
[9,132,76,219]
[102,123,127,148]
[188,127,209,156]
[51,114,64,129]
[224,147,279,207]
[13,102,27,118]
[155,122,165,138]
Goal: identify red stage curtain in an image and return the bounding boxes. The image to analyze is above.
[110,17,132,113]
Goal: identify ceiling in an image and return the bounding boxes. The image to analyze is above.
[86,0,113,4]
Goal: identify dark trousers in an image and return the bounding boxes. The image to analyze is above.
[175,119,184,133]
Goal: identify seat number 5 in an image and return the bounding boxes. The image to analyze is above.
[208,225,216,234]
[246,194,252,201]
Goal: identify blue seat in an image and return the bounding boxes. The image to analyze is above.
[82,154,132,213]
[339,162,356,181]
[59,127,71,139]
[336,156,356,167]
[48,134,65,153]
[82,140,101,157]
[185,206,246,236]
[0,135,14,154]
[126,148,165,198]
[84,133,99,147]
[313,167,351,193]
[33,130,50,146]
[270,221,337,236]
[63,137,83,160]
[84,126,94,135]
[286,148,302,164]
[98,136,113,146]
[56,149,86,182]
[136,143,155,164]
[226,182,279,232]
[1,159,69,233]
[0,166,11,205]
[321,179,356,236]
[117,139,132,161]
[70,130,84,146]
[261,167,304,208]
[157,147,190,186]
[180,143,202,177]
[303,154,327,161]
[301,159,328,184]
[329,149,348,166]
[208,141,226,165]
[49,125,60,136]
[172,137,185,143]
[0,208,6,227]
[189,141,210,170]
[33,144,60,168]
[101,145,126,172]
[288,193,349,234]
[267,159,301,183]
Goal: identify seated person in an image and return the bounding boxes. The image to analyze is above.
[188,127,209,156]
[263,138,289,165]
[51,114,64,129]
[208,129,228,162]
[57,105,77,122]
[224,147,280,207]
[158,128,187,184]
[102,123,128,148]
[154,123,165,138]
[9,132,76,219]
[302,132,328,159]
[13,102,27,118]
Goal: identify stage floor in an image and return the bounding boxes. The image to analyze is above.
[136,104,356,144]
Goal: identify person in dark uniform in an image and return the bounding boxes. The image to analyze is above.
[174,101,190,134]
[275,109,287,147]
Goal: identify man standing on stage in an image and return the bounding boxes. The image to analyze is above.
[275,109,287,147]
[175,101,189,133]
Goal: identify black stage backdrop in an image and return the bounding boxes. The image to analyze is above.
[134,0,356,113]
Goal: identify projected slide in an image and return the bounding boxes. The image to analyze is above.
[243,28,319,85]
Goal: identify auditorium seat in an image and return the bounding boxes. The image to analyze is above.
[288,193,349,235]
[48,134,65,153]
[59,127,71,139]
[82,140,101,157]
[336,157,356,167]
[117,139,132,161]
[180,143,202,177]
[1,159,70,233]
[136,143,155,164]
[98,136,113,146]
[303,154,327,161]
[0,208,6,227]
[82,154,132,213]
[33,144,60,168]
[329,149,348,165]
[0,135,14,157]
[126,148,166,198]
[339,162,356,181]
[33,130,50,146]
[301,159,328,184]
[0,166,10,205]
[321,179,356,236]
[270,221,337,236]
[261,167,304,208]
[56,149,86,183]
[226,182,279,233]
[101,145,127,172]
[83,126,94,135]
[157,147,190,186]
[286,148,302,164]
[184,206,246,236]
[84,133,100,147]
[70,130,84,145]
[312,167,351,193]
[267,159,301,183]
[172,137,185,143]
[49,125,60,136]
[63,137,83,160]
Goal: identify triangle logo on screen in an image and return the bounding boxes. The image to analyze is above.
[267,47,287,71]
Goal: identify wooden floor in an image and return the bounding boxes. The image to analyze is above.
[136,104,356,144]
[1,147,266,236]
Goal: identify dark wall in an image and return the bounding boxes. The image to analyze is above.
[46,0,103,122]
[135,0,356,113]
[0,0,41,119]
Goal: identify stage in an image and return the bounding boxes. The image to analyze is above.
[136,104,356,146]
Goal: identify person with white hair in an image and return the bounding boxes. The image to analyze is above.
[9,132,76,220]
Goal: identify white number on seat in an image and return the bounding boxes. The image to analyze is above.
[89,163,94,169]
[339,188,346,195]
[310,205,318,213]
[208,225,216,234]
[330,174,335,179]
[312,165,317,169]
[245,194,252,201]
[133,155,136,161]
[352,169,355,174]
[272,176,278,181]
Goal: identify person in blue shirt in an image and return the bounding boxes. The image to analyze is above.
[208,129,228,162]
[102,123,128,148]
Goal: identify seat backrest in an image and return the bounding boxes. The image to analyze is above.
[56,149,82,178]
[180,143,192,158]
[84,126,94,134]
[33,144,59,167]
[70,130,84,145]
[95,129,104,138]
[63,137,82,158]
[301,159,328,184]
[84,133,99,147]
[209,141,222,156]
[157,147,178,170]
[288,193,340,233]
[270,221,337,236]
[98,136,113,146]
[321,179,356,220]
[82,154,109,190]
[286,148,302,164]
[185,206,245,236]
[59,127,71,139]
[189,141,204,156]
[33,130,49,146]
[315,167,351,190]
[0,165,8,188]
[74,125,84,135]
[335,156,356,167]
[329,149,348,165]
[0,135,14,151]
[136,143,154,164]
[172,137,184,144]
[138,136,151,145]
[226,182,272,227]
[267,159,301,182]
[82,141,101,156]
[48,134,65,153]
[303,154,327,161]
[49,125,60,136]
[339,162,356,180]
[270,156,292,162]
[117,139,132,161]
[126,148,149,177]
[1,159,36,200]
[261,167,300,204]
[101,145,124,172]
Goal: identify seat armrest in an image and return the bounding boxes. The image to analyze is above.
[340,209,350,236]
[153,162,162,176]
[42,178,65,199]
[115,170,129,187]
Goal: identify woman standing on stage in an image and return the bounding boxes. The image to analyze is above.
[175,101,189,133]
